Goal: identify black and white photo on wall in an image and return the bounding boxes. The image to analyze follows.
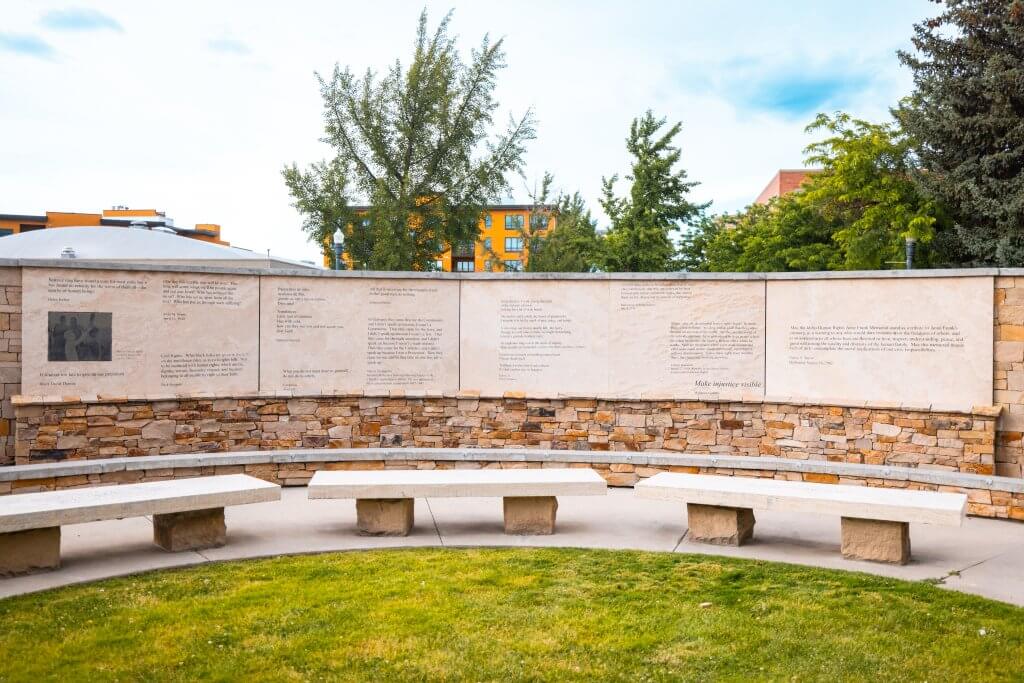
[47,312,112,362]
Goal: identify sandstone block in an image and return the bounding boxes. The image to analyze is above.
[503,496,558,534]
[153,508,226,551]
[141,420,176,442]
[871,422,901,437]
[0,527,60,576]
[686,503,755,546]
[840,517,910,564]
[355,498,414,536]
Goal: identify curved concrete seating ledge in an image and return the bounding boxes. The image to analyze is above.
[0,448,1021,519]
[1,448,1021,488]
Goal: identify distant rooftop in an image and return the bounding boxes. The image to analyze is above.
[754,169,823,205]
[0,226,317,271]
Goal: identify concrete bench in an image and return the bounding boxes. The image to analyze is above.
[308,468,607,536]
[0,474,281,576]
[635,473,967,564]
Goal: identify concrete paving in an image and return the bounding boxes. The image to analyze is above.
[1,488,1022,606]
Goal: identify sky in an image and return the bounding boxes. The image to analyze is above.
[0,1,938,264]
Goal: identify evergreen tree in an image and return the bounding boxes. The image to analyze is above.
[527,191,602,272]
[896,0,1024,265]
[600,111,708,272]
[284,10,536,270]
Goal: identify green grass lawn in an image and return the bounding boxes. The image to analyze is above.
[0,548,1022,682]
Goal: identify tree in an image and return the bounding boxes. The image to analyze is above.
[896,0,1024,265]
[284,10,536,270]
[800,112,951,269]
[282,157,355,268]
[527,191,602,272]
[681,112,956,272]
[600,111,708,272]
[680,197,839,272]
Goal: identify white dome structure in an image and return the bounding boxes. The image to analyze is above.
[0,226,318,271]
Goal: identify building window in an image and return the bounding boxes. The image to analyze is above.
[455,260,474,272]
[453,241,474,258]
[532,213,550,229]
[503,259,522,272]
[433,259,443,271]
[0,229,12,238]
[504,214,524,229]
[505,236,524,252]
[483,214,492,228]
[484,260,492,271]
[483,237,492,250]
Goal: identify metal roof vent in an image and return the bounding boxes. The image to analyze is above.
[60,246,76,259]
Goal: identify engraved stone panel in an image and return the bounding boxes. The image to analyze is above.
[459,280,609,397]
[21,268,259,396]
[765,276,993,409]
[608,280,765,400]
[259,277,459,395]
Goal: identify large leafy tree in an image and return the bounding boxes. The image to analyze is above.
[800,112,951,269]
[680,198,839,272]
[682,113,956,272]
[896,0,1024,266]
[600,111,707,272]
[284,10,536,270]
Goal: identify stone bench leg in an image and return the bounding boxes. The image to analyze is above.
[503,496,558,535]
[0,527,61,576]
[356,498,414,536]
[153,508,226,552]
[841,517,911,565]
[686,503,756,546]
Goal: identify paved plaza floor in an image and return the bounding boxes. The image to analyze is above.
[2,487,1023,605]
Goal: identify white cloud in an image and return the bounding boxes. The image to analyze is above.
[0,0,937,263]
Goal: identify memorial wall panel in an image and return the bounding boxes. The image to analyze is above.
[459,280,609,397]
[765,276,993,409]
[259,277,459,395]
[21,268,259,396]
[608,280,765,399]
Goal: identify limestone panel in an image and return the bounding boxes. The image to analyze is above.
[608,280,765,400]
[765,276,993,409]
[459,280,609,397]
[259,276,459,395]
[21,268,259,396]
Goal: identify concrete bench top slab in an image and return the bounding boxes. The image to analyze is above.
[635,473,966,526]
[308,468,608,500]
[0,475,281,534]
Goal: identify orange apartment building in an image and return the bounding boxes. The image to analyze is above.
[0,207,228,245]
[333,204,555,272]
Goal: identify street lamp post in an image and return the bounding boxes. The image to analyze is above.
[332,228,346,271]
[905,236,916,270]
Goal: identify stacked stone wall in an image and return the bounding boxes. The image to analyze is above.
[0,269,21,466]
[995,276,1024,476]
[13,396,997,475]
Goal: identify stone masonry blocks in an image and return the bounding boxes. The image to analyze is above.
[840,517,911,564]
[0,526,60,575]
[355,498,414,536]
[686,503,756,545]
[503,495,558,534]
[152,507,226,551]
